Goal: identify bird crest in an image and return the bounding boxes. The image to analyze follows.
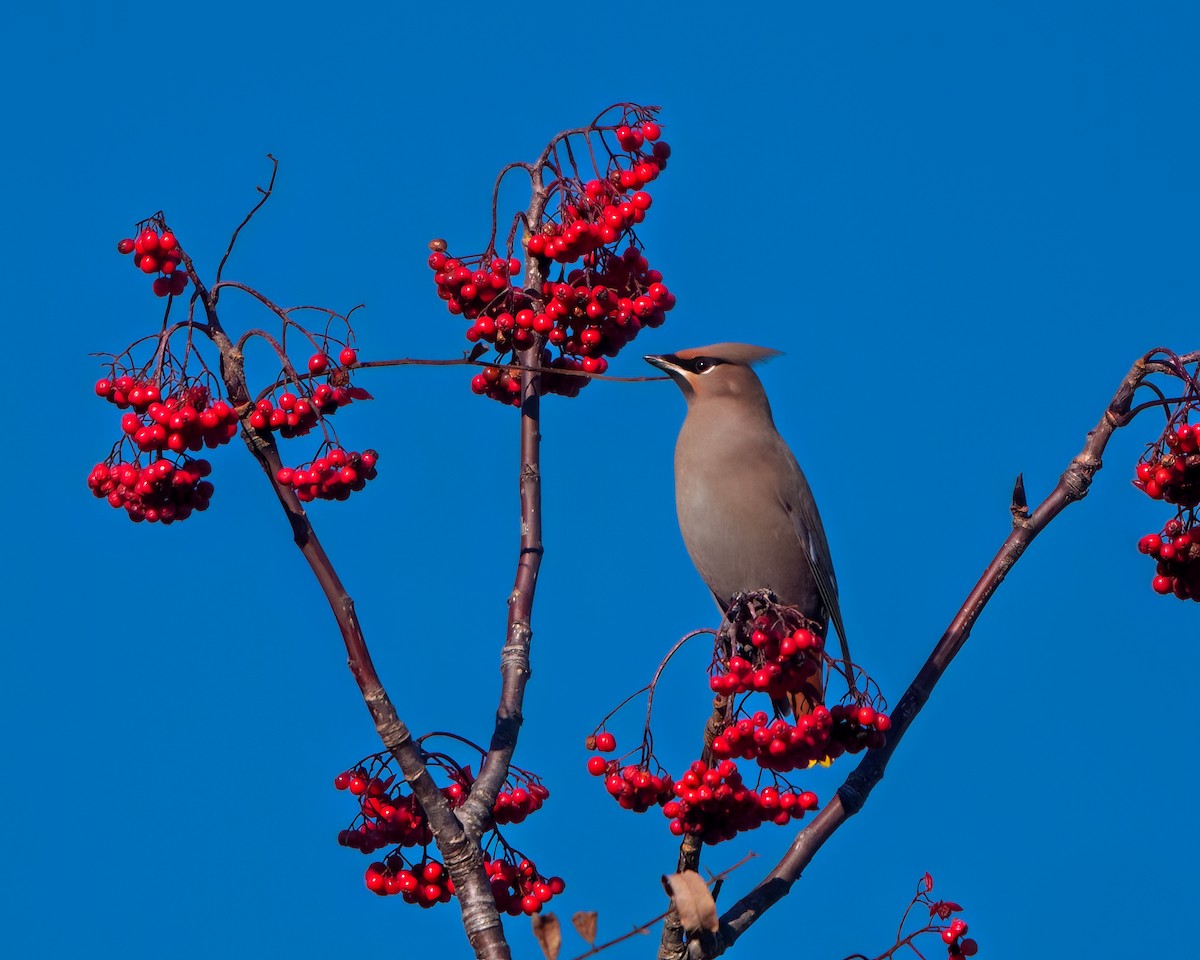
[673,343,782,366]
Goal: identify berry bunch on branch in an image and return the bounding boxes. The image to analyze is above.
[333,738,562,916]
[90,165,377,524]
[117,223,190,297]
[427,104,676,403]
[585,593,889,849]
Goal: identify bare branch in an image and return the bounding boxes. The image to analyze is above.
[213,155,279,296]
[459,164,552,837]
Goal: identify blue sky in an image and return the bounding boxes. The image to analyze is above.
[3,2,1197,958]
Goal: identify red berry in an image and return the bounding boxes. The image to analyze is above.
[137,229,160,253]
[587,756,608,776]
[421,861,443,883]
[117,238,135,255]
[339,347,357,365]
[595,732,616,752]
[308,353,329,374]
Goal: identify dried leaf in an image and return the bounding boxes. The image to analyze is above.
[929,900,962,920]
[572,911,598,946]
[923,872,934,893]
[662,871,719,934]
[468,343,488,363]
[531,912,561,960]
[346,386,374,401]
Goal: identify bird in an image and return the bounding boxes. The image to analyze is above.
[644,343,849,715]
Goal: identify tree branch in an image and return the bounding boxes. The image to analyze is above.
[459,167,551,841]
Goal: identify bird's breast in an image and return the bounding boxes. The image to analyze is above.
[674,430,822,615]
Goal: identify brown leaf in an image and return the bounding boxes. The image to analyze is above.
[531,912,561,960]
[572,911,598,946]
[662,871,719,934]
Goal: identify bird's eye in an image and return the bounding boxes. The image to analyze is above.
[693,358,714,373]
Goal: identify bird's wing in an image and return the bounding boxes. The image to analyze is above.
[775,445,852,672]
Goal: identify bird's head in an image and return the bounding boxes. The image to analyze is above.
[644,343,781,404]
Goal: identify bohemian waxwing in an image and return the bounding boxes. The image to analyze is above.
[645,343,849,713]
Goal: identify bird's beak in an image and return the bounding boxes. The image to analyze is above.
[644,354,678,374]
[644,353,694,397]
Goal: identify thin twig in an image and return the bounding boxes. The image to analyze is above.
[213,155,278,294]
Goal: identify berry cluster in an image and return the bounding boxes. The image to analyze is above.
[247,352,369,438]
[96,377,240,445]
[712,600,843,717]
[483,853,566,916]
[711,704,891,774]
[492,778,551,826]
[427,106,676,404]
[533,246,674,356]
[589,760,675,813]
[1135,421,1199,506]
[276,448,379,502]
[335,747,557,908]
[87,457,214,524]
[335,767,433,853]
[662,759,819,844]
[469,363,524,406]
[117,228,189,297]
[586,594,890,844]
[91,375,235,524]
[1138,518,1200,601]
[364,855,453,905]
[709,624,825,702]
[105,381,242,455]
[431,254,522,321]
